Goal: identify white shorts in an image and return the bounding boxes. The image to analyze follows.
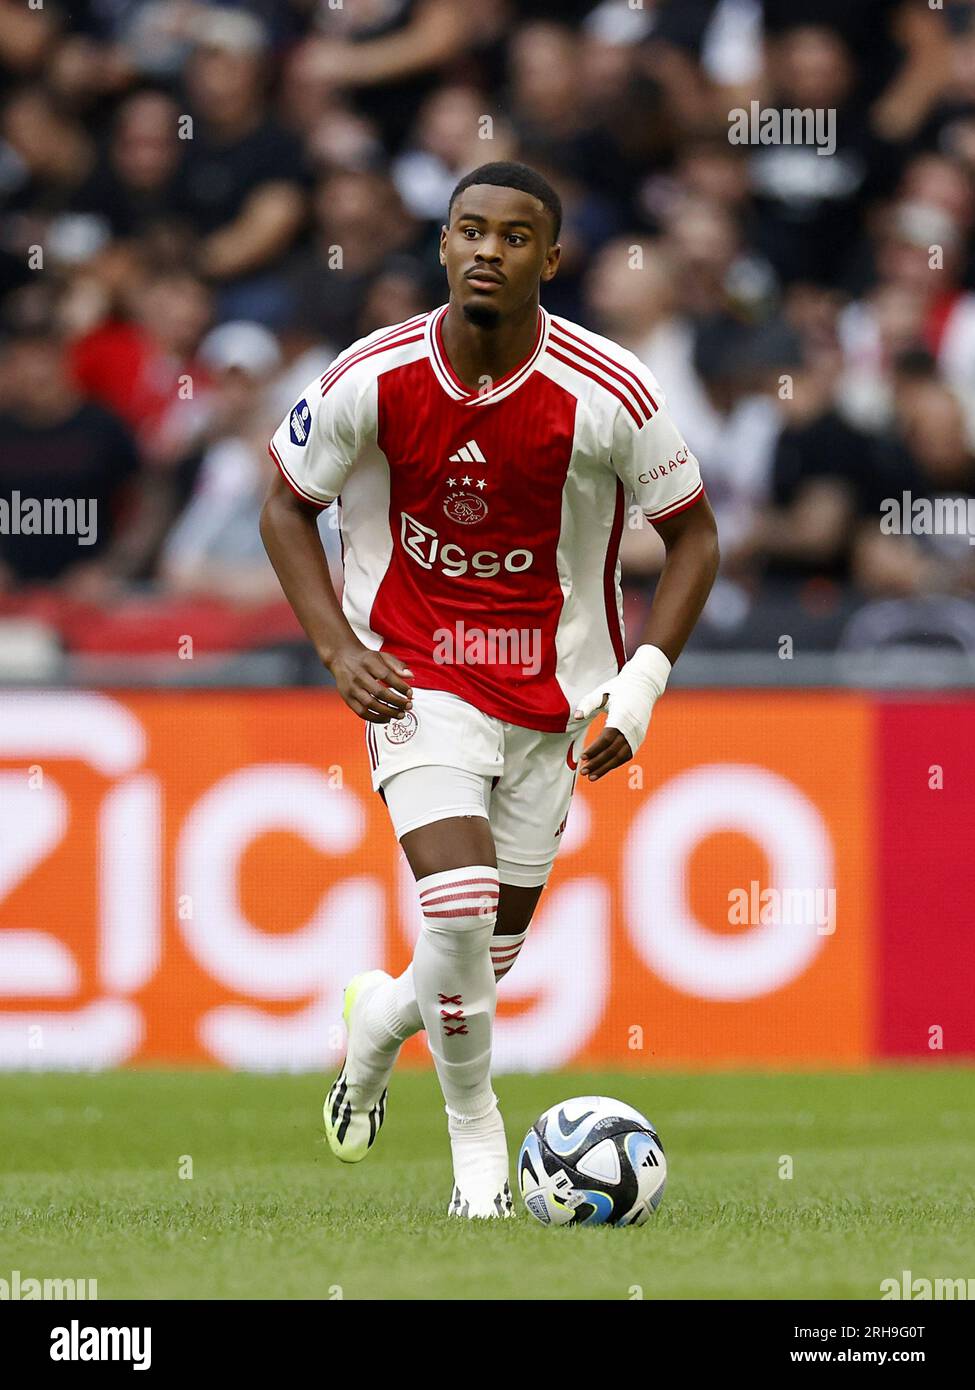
[364,687,594,887]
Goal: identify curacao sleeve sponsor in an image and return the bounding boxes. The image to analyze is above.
[268,363,364,508]
[611,383,705,525]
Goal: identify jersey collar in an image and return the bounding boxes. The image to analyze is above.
[426,303,550,407]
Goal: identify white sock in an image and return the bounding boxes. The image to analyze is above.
[411,865,499,1120]
[363,923,529,1052]
[362,965,421,1053]
[490,929,528,982]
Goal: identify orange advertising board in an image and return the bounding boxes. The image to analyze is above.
[0,689,872,1070]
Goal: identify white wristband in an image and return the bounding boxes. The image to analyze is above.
[629,644,673,698]
[572,644,672,757]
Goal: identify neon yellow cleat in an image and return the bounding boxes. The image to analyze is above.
[323,970,395,1163]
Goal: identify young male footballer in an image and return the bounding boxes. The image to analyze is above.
[261,162,719,1218]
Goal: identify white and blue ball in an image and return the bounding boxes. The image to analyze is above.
[518,1095,666,1227]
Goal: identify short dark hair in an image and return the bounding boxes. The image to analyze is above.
[447,162,562,242]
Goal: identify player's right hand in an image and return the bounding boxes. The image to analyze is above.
[329,645,414,723]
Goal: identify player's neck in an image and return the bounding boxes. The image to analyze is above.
[440,297,540,392]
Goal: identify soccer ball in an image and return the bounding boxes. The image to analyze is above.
[518,1095,666,1227]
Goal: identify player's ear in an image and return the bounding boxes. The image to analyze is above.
[438,225,448,266]
[541,242,561,282]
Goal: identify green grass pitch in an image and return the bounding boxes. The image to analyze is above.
[1,1068,972,1300]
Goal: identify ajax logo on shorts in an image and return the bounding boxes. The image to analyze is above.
[290,399,311,446]
[384,710,418,744]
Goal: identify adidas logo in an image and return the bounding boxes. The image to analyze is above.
[448,440,486,464]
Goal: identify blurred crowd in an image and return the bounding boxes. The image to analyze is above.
[2,0,975,669]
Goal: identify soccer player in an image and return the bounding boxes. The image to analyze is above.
[261,162,719,1218]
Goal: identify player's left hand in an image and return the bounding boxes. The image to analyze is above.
[572,645,673,781]
[578,723,633,782]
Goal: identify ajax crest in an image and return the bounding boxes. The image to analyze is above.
[444,491,488,525]
[385,711,418,744]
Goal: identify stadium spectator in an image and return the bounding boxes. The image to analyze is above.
[853,378,975,596]
[837,281,928,436]
[1,87,94,220]
[393,85,516,225]
[68,268,213,455]
[0,311,142,595]
[0,0,56,76]
[924,9,975,172]
[176,8,310,318]
[159,319,285,602]
[749,23,894,291]
[285,168,423,348]
[585,236,709,457]
[842,192,975,437]
[72,88,184,241]
[291,0,491,153]
[659,196,773,322]
[743,355,908,585]
[680,314,789,577]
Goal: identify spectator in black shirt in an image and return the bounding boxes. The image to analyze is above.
[285,169,424,349]
[749,24,901,292]
[175,8,310,320]
[853,376,975,596]
[72,88,183,241]
[0,323,140,593]
[290,0,481,156]
[761,0,949,138]
[741,355,911,584]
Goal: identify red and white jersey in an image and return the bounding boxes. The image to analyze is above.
[269,303,705,732]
